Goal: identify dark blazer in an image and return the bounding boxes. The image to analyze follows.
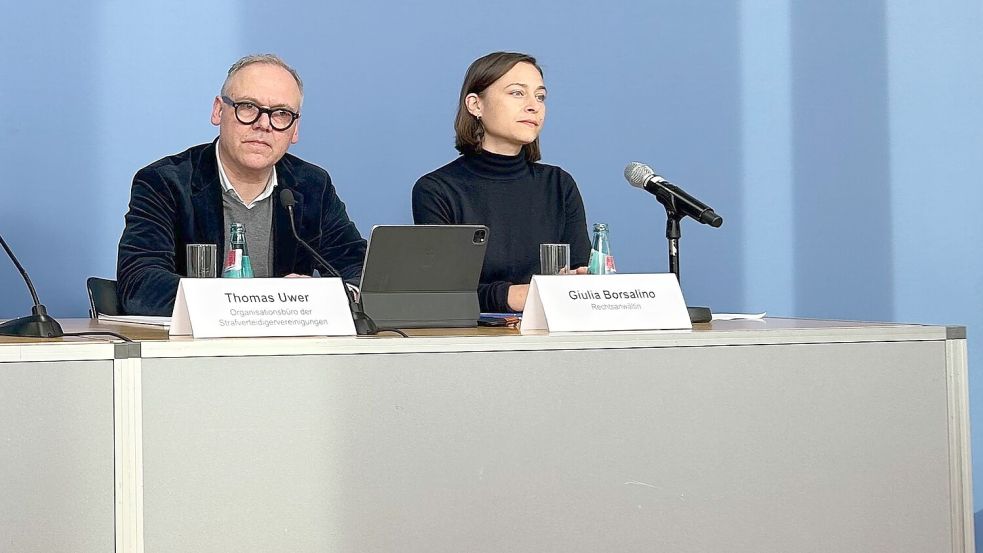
[117,141,366,316]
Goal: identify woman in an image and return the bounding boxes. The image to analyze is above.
[412,52,590,312]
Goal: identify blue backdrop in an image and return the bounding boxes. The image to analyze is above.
[2,0,982,540]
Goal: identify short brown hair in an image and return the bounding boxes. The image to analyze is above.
[454,52,544,162]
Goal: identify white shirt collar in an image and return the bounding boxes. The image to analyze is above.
[215,139,278,209]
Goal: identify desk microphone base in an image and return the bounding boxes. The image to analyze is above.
[0,309,64,338]
[688,306,712,324]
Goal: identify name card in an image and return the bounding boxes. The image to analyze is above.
[170,278,356,338]
[520,273,692,334]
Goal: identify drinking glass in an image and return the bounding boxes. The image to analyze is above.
[539,243,571,275]
[186,244,218,278]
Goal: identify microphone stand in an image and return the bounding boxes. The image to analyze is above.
[282,204,378,336]
[0,303,64,338]
[661,202,712,324]
[296,241,378,336]
[335,278,378,336]
[0,233,64,338]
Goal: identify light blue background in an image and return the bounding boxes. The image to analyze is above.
[2,0,982,540]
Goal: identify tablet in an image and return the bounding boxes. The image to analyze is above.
[359,225,489,328]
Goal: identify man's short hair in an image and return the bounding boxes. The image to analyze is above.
[221,54,304,103]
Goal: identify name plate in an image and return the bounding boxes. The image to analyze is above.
[520,273,692,334]
[170,278,356,338]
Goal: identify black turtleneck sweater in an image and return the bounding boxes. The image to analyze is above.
[412,151,591,312]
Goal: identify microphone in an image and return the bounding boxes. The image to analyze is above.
[279,189,377,335]
[280,189,346,278]
[0,233,64,337]
[624,162,723,228]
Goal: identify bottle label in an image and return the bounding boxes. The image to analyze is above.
[589,250,617,275]
[223,250,242,278]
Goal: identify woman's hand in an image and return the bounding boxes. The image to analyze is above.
[507,284,529,312]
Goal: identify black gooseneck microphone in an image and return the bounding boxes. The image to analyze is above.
[624,162,723,227]
[279,189,378,336]
[0,233,64,338]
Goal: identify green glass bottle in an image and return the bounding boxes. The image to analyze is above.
[588,222,616,275]
[222,222,254,278]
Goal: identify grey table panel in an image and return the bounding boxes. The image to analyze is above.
[0,360,115,553]
[141,340,951,553]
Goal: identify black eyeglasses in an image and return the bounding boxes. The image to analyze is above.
[221,95,300,131]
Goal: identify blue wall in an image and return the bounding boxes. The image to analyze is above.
[2,0,982,537]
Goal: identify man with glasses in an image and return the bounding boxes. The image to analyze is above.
[117,54,366,315]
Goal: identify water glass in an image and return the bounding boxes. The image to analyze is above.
[186,244,218,278]
[539,243,571,275]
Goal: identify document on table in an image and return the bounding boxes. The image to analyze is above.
[711,312,766,321]
[96,315,171,327]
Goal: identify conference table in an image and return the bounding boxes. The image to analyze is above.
[0,317,973,552]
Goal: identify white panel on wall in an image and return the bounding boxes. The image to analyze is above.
[740,0,794,316]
